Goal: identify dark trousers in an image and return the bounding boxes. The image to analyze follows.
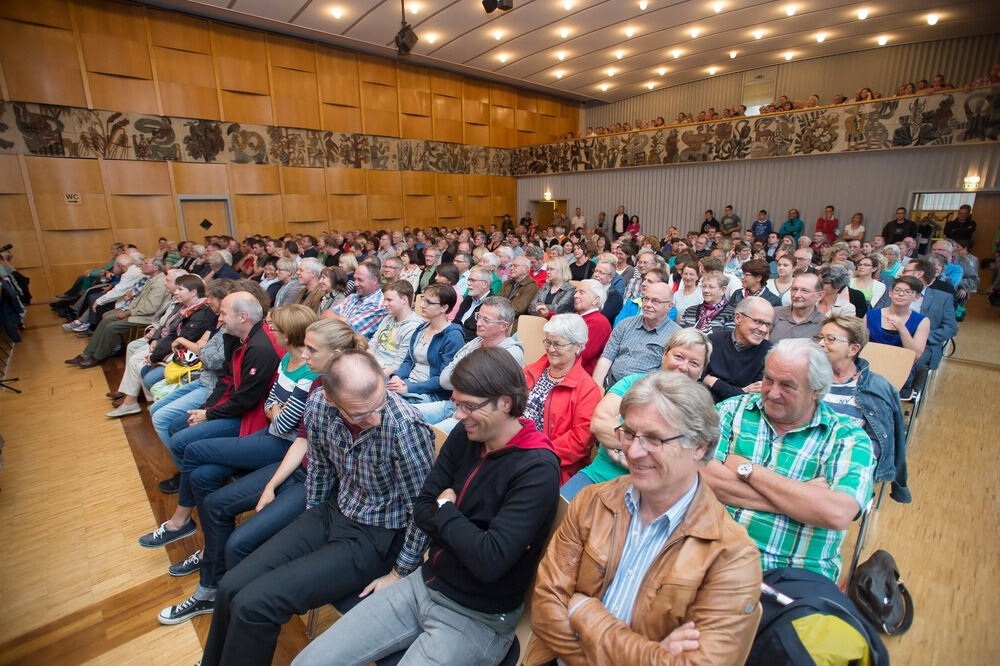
[83,311,135,359]
[200,500,404,666]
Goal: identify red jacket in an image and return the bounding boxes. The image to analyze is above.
[579,310,611,374]
[524,356,602,484]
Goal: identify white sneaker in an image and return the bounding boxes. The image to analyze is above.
[70,321,90,332]
[62,320,81,331]
[106,403,141,418]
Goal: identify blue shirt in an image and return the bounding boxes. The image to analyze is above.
[600,479,699,625]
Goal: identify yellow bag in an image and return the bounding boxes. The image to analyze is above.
[164,350,203,384]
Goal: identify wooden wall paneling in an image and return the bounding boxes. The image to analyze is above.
[398,64,432,141]
[152,46,220,119]
[219,90,274,125]
[325,167,366,195]
[0,18,87,107]
[213,23,272,125]
[0,194,43,268]
[269,34,320,130]
[515,92,539,146]
[232,194,283,239]
[463,80,490,147]
[0,155,27,194]
[147,8,211,54]
[402,171,436,229]
[464,174,492,229]
[435,173,464,222]
[491,176,516,221]
[170,162,228,195]
[25,156,110,231]
[325,167,368,229]
[267,33,315,73]
[432,70,463,144]
[11,154,54,300]
[102,160,171,195]
[227,163,280,195]
[359,54,399,138]
[110,195,178,251]
[0,0,74,29]
[280,166,327,223]
[41,228,115,296]
[317,46,362,133]
[365,169,402,227]
[491,104,515,149]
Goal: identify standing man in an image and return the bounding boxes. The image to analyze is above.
[720,204,742,235]
[571,207,586,229]
[324,262,387,339]
[201,350,435,666]
[611,204,628,239]
[498,256,540,325]
[815,205,839,243]
[944,204,977,249]
[770,273,825,343]
[294,348,559,666]
[881,207,918,245]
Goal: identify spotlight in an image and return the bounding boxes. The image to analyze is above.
[483,0,497,12]
[395,22,418,55]
[482,0,512,11]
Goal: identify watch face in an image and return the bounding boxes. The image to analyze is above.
[738,462,753,477]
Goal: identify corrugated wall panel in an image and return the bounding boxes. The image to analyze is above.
[584,35,1000,130]
[517,144,1000,238]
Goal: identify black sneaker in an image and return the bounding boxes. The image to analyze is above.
[158,473,181,494]
[158,594,214,625]
[138,519,197,548]
[168,549,203,577]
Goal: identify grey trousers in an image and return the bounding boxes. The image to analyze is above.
[292,569,513,666]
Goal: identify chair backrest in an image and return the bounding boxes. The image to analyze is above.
[517,314,547,365]
[412,293,423,312]
[430,425,449,456]
[859,342,915,391]
[569,280,583,290]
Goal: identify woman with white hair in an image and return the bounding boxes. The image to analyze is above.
[523,314,602,484]
[530,256,576,318]
[881,244,904,278]
[272,258,302,306]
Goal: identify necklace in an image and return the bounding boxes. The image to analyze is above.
[547,367,570,381]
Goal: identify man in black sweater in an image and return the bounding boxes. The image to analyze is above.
[294,347,561,665]
[702,296,774,403]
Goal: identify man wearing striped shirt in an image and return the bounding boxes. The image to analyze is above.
[703,338,875,582]
[200,350,435,666]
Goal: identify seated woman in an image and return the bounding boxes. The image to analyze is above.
[672,260,703,320]
[317,266,349,313]
[523,314,602,484]
[850,254,887,305]
[680,272,734,334]
[259,257,282,305]
[531,256,576,319]
[272,258,302,306]
[865,276,930,360]
[387,283,465,403]
[561,328,711,501]
[107,274,215,418]
[568,242,595,280]
[157,319,369,625]
[337,252,358,294]
[139,304,317,551]
[729,259,782,308]
[815,315,909,503]
[816,265,857,317]
[432,262,463,321]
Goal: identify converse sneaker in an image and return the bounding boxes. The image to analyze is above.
[138,519,196,548]
[158,594,214,625]
[168,549,203,577]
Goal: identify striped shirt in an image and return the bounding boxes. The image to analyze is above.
[714,394,874,581]
[601,479,698,625]
[265,354,319,440]
[303,389,435,574]
[331,289,387,339]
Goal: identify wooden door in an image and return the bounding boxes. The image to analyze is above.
[180,200,229,243]
[970,193,999,290]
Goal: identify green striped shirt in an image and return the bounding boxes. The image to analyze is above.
[714,394,875,581]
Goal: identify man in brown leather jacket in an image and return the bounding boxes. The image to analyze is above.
[528,372,762,665]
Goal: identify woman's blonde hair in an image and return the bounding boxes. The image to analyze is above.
[305,318,369,353]
[546,255,572,282]
[269,304,318,348]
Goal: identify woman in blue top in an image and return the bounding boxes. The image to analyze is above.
[778,208,805,241]
[388,283,465,402]
[865,276,930,359]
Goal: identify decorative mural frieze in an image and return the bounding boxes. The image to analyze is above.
[1,87,996,177]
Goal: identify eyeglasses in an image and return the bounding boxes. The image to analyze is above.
[423,300,442,307]
[813,334,850,345]
[474,312,507,325]
[645,297,673,307]
[890,288,915,296]
[615,425,685,452]
[453,396,494,415]
[468,277,489,283]
[738,313,773,330]
[339,397,387,423]
[542,338,574,349]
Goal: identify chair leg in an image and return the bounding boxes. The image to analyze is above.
[847,497,875,587]
[306,607,318,639]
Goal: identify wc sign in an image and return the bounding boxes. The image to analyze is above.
[64,193,81,205]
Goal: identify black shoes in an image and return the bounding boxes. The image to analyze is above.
[158,472,181,494]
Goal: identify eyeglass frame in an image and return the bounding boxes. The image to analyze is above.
[736,312,774,330]
[615,424,686,452]
[812,334,851,345]
[452,396,495,415]
[542,337,575,349]
[336,395,388,423]
[474,312,507,325]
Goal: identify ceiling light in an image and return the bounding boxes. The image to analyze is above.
[671,49,682,58]
[625,27,636,38]
[559,28,570,38]
[785,5,796,17]
[615,50,625,59]
[926,13,939,25]
[498,53,509,63]
[657,67,667,75]
[708,66,718,75]
[713,2,724,13]
[784,51,794,60]
[877,35,889,46]
[563,0,573,9]
[606,67,616,76]
[554,69,565,79]
[599,83,609,91]
[689,28,700,38]
[753,29,764,40]
[639,0,648,10]
[493,29,503,40]
[729,50,737,58]
[328,6,344,19]
[425,33,438,44]
[409,2,420,15]
[857,9,869,20]
[646,82,655,90]
[556,51,567,60]
[816,32,826,43]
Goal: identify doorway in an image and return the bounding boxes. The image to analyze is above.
[178,197,233,242]
[532,200,567,230]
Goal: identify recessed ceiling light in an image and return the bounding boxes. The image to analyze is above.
[877,35,889,46]
[657,67,667,75]
[729,50,737,59]
[784,51,794,60]
[689,28,701,38]
[639,1,648,10]
[671,49,682,58]
[926,13,939,25]
[816,33,826,43]
[625,27,636,38]
[559,28,570,39]
[785,5,796,17]
[554,69,565,79]
[563,0,573,9]
[600,83,609,91]
[708,66,718,75]
[615,50,625,60]
[493,29,503,40]
[556,51,567,60]
[425,33,438,44]
[713,2,724,13]
[606,67,616,76]
[753,29,764,40]
[409,2,420,15]
[646,82,655,89]
[857,9,869,20]
[328,6,343,19]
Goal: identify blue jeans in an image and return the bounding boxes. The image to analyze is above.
[165,414,241,470]
[292,568,514,666]
[151,381,209,449]
[141,364,166,391]
[178,429,292,508]
[414,400,456,424]
[198,463,307,589]
[560,471,594,502]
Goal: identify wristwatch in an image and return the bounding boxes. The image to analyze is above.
[737,462,754,482]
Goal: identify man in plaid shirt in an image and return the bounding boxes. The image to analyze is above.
[326,261,387,338]
[201,350,435,666]
[703,338,875,582]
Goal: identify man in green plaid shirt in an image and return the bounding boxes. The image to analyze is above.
[703,338,875,582]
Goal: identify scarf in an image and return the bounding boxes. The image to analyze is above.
[695,298,727,332]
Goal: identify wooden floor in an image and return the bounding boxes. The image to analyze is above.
[0,296,997,665]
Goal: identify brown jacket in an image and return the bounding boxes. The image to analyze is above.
[527,475,762,666]
[498,275,539,326]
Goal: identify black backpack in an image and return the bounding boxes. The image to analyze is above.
[746,567,889,666]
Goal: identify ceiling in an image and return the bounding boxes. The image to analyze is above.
[138,0,1000,104]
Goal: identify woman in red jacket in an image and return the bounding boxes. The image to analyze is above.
[523,313,603,484]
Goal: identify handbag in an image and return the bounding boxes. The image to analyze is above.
[163,349,203,384]
[848,549,914,635]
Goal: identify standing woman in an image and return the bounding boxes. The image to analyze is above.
[779,208,805,241]
[865,276,930,358]
[850,254,886,305]
[766,254,795,306]
[842,212,866,241]
[672,261,703,320]
[531,256,576,318]
[568,242,595,280]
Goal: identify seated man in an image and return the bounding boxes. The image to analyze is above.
[451,266,493,342]
[200,350,435,666]
[529,372,762,665]
[322,261,387,339]
[592,281,679,389]
[900,260,958,378]
[592,259,624,323]
[769,273,824,343]
[702,296,774,403]
[294,348,561,666]
[498,256,540,325]
[703,339,875,582]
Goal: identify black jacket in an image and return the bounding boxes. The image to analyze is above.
[151,303,217,364]
[204,320,280,421]
[415,420,560,614]
[452,297,482,342]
